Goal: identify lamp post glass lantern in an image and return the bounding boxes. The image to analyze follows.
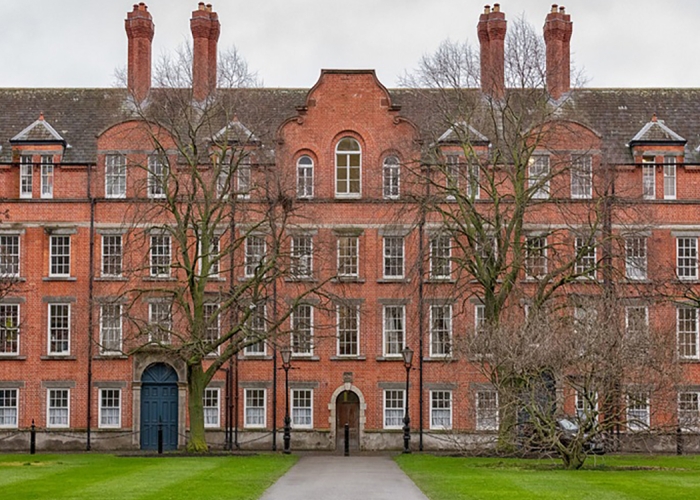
[402,347,413,454]
[281,348,292,454]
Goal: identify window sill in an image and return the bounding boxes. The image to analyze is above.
[40,355,76,361]
[143,276,176,282]
[240,354,273,361]
[291,355,320,361]
[329,356,366,361]
[285,277,317,283]
[43,277,76,282]
[0,355,26,361]
[94,354,128,360]
[426,278,454,284]
[423,356,453,362]
[377,278,410,284]
[95,276,128,282]
[376,356,404,362]
[331,277,365,283]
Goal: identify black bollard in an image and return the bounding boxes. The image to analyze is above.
[158,418,163,455]
[344,423,349,457]
[677,427,683,456]
[30,419,36,455]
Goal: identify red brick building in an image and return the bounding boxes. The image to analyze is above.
[1,3,700,453]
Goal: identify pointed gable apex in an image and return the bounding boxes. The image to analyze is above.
[437,121,489,145]
[629,114,686,146]
[10,113,66,145]
[213,117,259,145]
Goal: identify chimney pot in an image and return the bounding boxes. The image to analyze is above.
[493,3,500,12]
[560,6,566,13]
[484,5,490,14]
[199,2,205,9]
[551,4,558,13]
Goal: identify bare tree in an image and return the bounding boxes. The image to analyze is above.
[107,48,325,452]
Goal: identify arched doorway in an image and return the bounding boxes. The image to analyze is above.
[335,390,360,451]
[140,363,179,450]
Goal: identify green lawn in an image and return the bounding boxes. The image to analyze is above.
[0,453,296,500]
[396,454,700,500]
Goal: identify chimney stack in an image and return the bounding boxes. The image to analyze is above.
[543,4,573,99]
[477,5,507,98]
[191,3,220,101]
[125,3,155,102]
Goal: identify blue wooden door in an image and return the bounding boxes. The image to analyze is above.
[140,363,179,450]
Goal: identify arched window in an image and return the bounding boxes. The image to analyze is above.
[335,138,361,197]
[382,156,400,199]
[297,155,314,198]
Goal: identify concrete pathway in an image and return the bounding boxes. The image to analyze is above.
[260,455,429,500]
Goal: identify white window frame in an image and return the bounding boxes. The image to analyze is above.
[677,237,698,280]
[382,156,400,199]
[244,235,266,278]
[47,388,70,428]
[296,155,314,199]
[0,388,18,428]
[383,389,405,429]
[430,235,451,279]
[101,234,123,278]
[150,234,171,278]
[625,305,648,339]
[528,154,550,199]
[474,304,486,333]
[203,303,220,355]
[291,303,313,357]
[0,234,20,278]
[383,305,405,357]
[430,304,452,358]
[237,162,251,199]
[291,388,313,429]
[625,237,647,280]
[383,236,404,279]
[48,303,70,356]
[204,387,220,428]
[679,392,700,432]
[49,235,71,277]
[148,301,172,344]
[677,307,699,360]
[574,236,596,278]
[291,235,313,279]
[337,304,359,357]
[642,156,655,200]
[98,388,121,429]
[244,388,266,428]
[244,304,266,355]
[99,303,122,355]
[147,155,167,199]
[337,236,359,278]
[575,390,599,423]
[0,304,20,356]
[40,155,54,199]
[430,390,452,430]
[20,155,33,198]
[525,235,547,278]
[105,154,126,198]
[626,392,649,431]
[664,157,677,200]
[198,235,220,279]
[571,155,592,199]
[476,390,499,431]
[335,137,362,198]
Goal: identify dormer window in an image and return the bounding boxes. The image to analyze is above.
[335,138,361,197]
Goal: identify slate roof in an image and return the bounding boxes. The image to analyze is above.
[2,86,700,164]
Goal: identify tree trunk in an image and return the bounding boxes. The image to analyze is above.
[187,362,209,453]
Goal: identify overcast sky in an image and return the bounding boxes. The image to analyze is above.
[1,0,698,89]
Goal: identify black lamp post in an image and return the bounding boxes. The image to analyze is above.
[281,347,292,454]
[402,346,413,454]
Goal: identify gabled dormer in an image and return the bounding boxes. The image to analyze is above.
[628,115,686,201]
[9,114,66,199]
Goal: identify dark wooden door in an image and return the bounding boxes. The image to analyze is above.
[336,391,360,451]
[140,363,179,450]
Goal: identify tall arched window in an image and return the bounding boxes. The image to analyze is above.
[335,138,361,197]
[297,155,314,198]
[382,156,400,199]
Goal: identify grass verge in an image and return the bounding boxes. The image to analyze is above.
[0,453,297,500]
[396,454,700,500]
